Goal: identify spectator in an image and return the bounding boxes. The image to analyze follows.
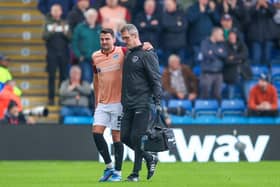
[2,100,35,125]
[42,4,71,105]
[217,0,245,31]
[187,0,220,64]
[72,8,100,83]
[0,81,23,120]
[248,73,278,116]
[0,54,22,96]
[99,0,131,32]
[220,14,243,41]
[37,0,74,18]
[119,0,137,12]
[67,0,90,32]
[162,54,198,101]
[223,29,251,99]
[200,27,227,100]
[59,65,92,119]
[134,0,161,49]
[161,0,188,65]
[247,0,277,65]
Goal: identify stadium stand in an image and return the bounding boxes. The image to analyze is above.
[1,0,280,125]
[0,0,59,123]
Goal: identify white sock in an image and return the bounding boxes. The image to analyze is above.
[106,162,113,169]
[114,170,121,176]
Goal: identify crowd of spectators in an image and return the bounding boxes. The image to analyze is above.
[19,0,280,121]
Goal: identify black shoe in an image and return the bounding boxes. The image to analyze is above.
[126,173,139,182]
[146,155,158,180]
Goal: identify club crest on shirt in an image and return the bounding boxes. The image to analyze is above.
[132,56,139,63]
[113,53,119,60]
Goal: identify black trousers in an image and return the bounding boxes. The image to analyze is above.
[121,106,153,174]
[46,53,68,100]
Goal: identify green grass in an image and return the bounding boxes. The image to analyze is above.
[0,161,279,187]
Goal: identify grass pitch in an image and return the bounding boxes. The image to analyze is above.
[0,161,279,187]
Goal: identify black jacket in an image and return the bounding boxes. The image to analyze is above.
[160,9,188,50]
[42,15,70,54]
[223,39,249,84]
[134,11,161,49]
[246,4,277,42]
[67,6,86,32]
[122,46,162,109]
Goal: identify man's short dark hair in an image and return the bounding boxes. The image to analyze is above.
[101,28,115,38]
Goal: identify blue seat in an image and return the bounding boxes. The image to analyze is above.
[221,99,245,117]
[192,66,200,77]
[63,116,93,125]
[159,65,165,75]
[274,82,280,95]
[194,100,219,117]
[251,65,269,80]
[168,99,192,115]
[271,65,280,83]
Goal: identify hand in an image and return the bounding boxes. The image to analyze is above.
[27,117,36,125]
[188,93,197,101]
[208,50,213,55]
[165,117,172,127]
[142,42,153,50]
[155,104,162,114]
[263,102,272,110]
[151,20,159,25]
[75,95,80,100]
[209,1,216,11]
[140,22,146,28]
[223,0,229,12]
[69,84,76,90]
[199,3,206,12]
[229,0,237,8]
[218,48,224,53]
[228,55,234,60]
[177,92,185,99]
[52,23,57,32]
[79,56,85,62]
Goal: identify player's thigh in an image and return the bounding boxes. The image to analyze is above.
[92,107,110,133]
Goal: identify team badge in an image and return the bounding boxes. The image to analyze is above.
[113,53,119,60]
[132,56,139,63]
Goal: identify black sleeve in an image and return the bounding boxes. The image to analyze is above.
[142,51,162,104]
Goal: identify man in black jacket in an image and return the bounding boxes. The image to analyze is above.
[67,0,90,32]
[120,24,162,182]
[42,4,71,105]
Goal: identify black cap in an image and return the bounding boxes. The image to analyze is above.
[222,14,232,21]
[259,73,269,82]
[7,100,18,111]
